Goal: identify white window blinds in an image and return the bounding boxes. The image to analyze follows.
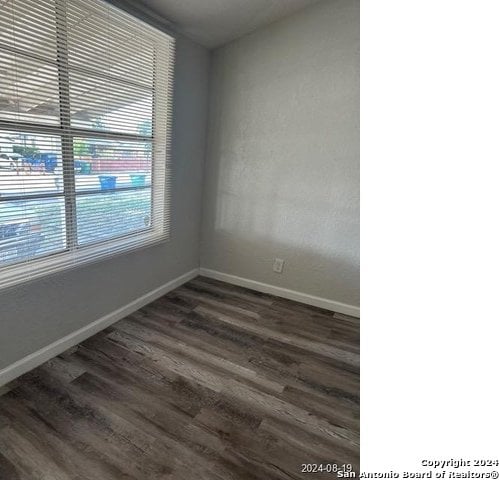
[0,0,175,289]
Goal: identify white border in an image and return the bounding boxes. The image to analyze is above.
[199,268,360,318]
[0,268,199,387]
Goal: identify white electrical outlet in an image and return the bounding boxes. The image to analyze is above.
[273,258,284,273]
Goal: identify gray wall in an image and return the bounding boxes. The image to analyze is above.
[0,35,210,370]
[201,0,360,306]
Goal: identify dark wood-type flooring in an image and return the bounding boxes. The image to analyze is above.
[0,276,359,479]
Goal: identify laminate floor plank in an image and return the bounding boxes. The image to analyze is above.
[130,307,358,411]
[176,286,358,352]
[0,276,359,479]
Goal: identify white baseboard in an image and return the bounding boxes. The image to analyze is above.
[0,268,200,388]
[199,268,360,318]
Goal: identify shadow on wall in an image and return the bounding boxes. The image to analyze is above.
[202,125,359,306]
[202,100,359,306]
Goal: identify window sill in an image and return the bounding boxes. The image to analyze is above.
[0,228,169,290]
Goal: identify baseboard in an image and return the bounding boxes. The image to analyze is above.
[0,268,200,388]
[199,268,360,318]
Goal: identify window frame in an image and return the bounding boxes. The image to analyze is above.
[0,0,174,288]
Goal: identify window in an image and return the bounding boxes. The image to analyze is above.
[0,0,175,289]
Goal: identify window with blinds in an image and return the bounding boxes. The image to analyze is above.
[0,0,175,289]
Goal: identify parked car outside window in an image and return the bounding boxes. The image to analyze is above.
[0,203,44,265]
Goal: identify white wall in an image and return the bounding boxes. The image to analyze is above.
[201,0,360,307]
[0,35,210,370]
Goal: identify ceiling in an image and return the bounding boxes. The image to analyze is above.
[137,0,323,48]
